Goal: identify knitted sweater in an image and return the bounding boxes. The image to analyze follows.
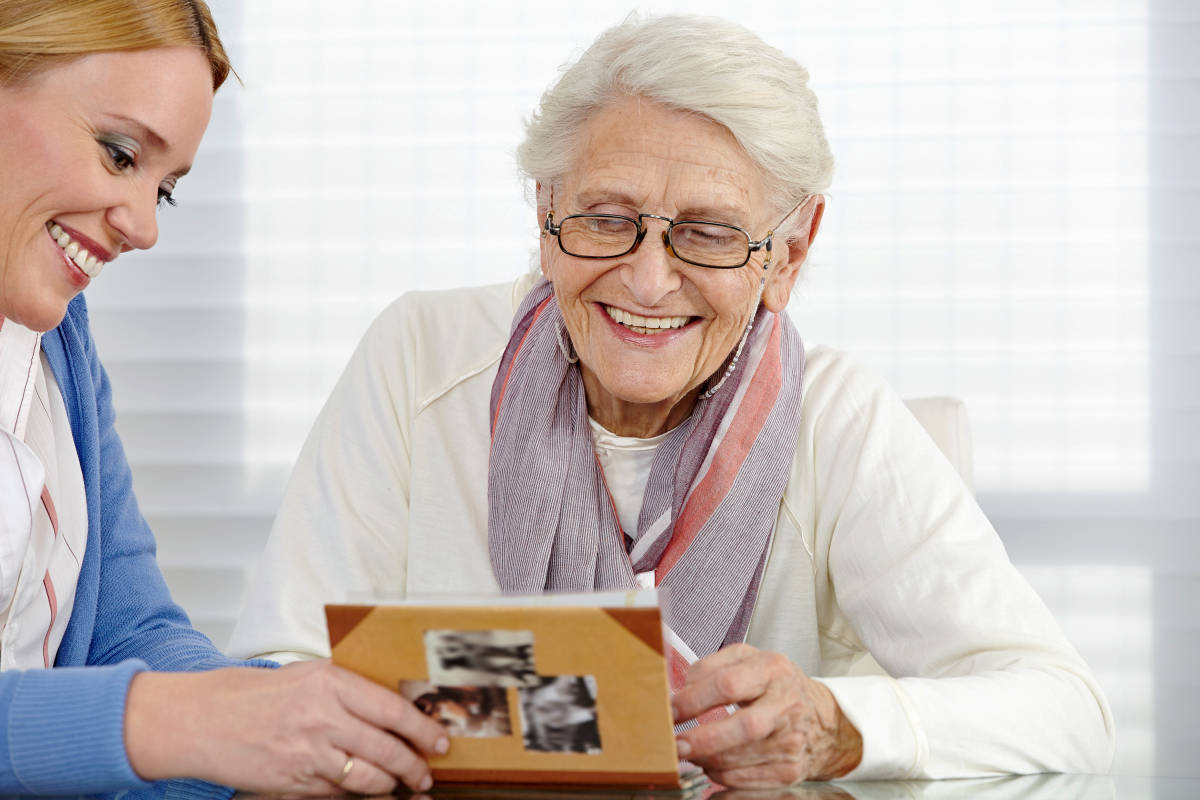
[0,294,264,799]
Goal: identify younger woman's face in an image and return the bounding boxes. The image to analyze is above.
[0,47,213,331]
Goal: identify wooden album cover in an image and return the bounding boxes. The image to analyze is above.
[326,596,680,788]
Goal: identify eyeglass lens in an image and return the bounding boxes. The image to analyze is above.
[558,215,750,268]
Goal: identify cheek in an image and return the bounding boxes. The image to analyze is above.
[21,128,89,196]
[544,252,595,303]
[705,273,762,326]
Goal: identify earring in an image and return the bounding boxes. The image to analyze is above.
[557,324,579,364]
[699,280,765,401]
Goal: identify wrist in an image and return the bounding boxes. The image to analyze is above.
[810,681,863,780]
[124,671,206,781]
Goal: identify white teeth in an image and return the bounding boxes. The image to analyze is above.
[604,305,691,332]
[47,221,107,278]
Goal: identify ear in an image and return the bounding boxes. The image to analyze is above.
[535,181,553,278]
[762,195,825,313]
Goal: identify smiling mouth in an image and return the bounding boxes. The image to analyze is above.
[603,304,694,335]
[46,221,107,279]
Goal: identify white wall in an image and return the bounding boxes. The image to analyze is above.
[84,0,1198,778]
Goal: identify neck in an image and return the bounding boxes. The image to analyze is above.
[581,368,699,438]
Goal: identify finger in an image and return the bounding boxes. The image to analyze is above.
[717,788,852,800]
[677,701,789,760]
[332,721,435,793]
[673,660,775,722]
[331,666,449,756]
[682,643,760,685]
[687,733,774,772]
[335,755,409,797]
[707,758,813,789]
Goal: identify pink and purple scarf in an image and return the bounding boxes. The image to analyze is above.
[488,278,804,682]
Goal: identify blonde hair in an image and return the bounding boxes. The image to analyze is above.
[0,0,232,89]
[518,13,834,220]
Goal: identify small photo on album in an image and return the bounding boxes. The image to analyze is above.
[399,681,513,739]
[424,628,538,687]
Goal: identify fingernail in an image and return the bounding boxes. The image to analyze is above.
[676,738,692,758]
[419,774,433,792]
[436,737,450,754]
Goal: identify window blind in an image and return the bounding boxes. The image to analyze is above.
[82,0,1197,776]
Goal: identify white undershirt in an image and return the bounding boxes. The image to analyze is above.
[587,417,669,540]
[0,319,87,670]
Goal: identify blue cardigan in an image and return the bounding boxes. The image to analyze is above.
[0,295,262,799]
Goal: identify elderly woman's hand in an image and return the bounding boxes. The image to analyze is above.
[124,660,449,795]
[672,644,862,787]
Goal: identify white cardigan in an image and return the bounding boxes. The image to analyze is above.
[229,275,1114,779]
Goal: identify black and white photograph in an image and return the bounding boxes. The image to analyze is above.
[399,681,513,739]
[518,676,603,755]
[424,629,538,687]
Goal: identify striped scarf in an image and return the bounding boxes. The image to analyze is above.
[488,278,804,672]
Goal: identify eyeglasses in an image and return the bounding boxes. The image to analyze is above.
[542,210,775,269]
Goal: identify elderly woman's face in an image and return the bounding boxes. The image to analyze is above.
[0,47,213,331]
[542,97,803,435]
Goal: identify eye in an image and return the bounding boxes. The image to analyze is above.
[675,223,738,246]
[103,141,137,171]
[157,186,177,208]
[584,215,630,233]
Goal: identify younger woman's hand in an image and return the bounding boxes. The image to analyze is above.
[124,660,450,795]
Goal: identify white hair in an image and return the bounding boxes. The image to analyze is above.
[517,13,834,228]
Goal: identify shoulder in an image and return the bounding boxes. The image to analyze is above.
[788,344,930,505]
[356,273,536,409]
[800,344,900,426]
[372,275,528,342]
[800,345,967,471]
[789,343,972,515]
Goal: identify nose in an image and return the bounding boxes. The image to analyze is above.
[106,183,160,252]
[619,219,682,306]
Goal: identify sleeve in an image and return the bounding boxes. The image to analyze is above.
[0,662,149,795]
[800,355,1115,779]
[227,300,417,663]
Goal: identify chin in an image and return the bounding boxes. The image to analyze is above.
[8,298,73,333]
[605,381,690,407]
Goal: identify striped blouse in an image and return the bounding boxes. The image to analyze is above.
[0,316,86,670]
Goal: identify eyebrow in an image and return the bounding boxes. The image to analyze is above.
[573,187,751,227]
[675,204,752,227]
[105,114,192,178]
[573,187,642,211]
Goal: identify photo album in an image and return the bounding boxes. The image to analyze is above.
[325,589,699,791]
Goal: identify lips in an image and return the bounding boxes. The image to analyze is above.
[46,221,108,279]
[602,303,695,335]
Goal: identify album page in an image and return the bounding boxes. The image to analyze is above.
[326,590,681,788]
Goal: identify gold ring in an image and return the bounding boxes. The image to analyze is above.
[335,756,355,785]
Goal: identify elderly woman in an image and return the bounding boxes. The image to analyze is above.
[0,1,444,796]
[230,14,1114,785]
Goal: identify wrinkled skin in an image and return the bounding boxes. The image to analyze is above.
[673,644,863,787]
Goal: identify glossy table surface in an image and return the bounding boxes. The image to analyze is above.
[711,774,1198,799]
[373,775,1198,800]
